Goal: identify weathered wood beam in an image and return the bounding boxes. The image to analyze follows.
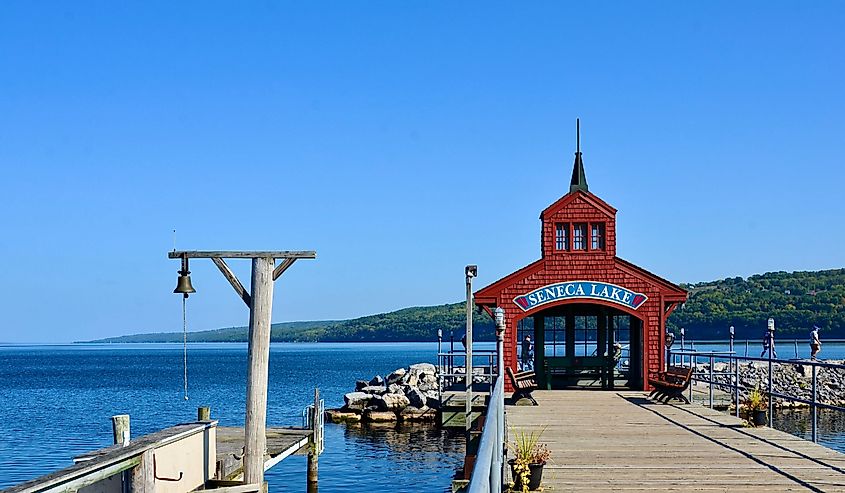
[272,259,296,281]
[168,251,316,259]
[211,258,251,307]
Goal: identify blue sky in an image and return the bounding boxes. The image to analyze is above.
[1,2,843,343]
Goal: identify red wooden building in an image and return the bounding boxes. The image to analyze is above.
[474,129,687,391]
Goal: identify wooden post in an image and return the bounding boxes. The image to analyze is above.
[131,449,155,493]
[198,406,211,422]
[112,415,130,446]
[307,388,319,493]
[243,257,275,485]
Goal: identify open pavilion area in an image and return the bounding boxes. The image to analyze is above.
[506,391,845,492]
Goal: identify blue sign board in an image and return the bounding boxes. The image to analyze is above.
[513,281,648,312]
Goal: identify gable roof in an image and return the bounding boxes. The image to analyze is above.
[539,190,617,219]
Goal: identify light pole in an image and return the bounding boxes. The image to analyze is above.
[767,317,775,427]
[465,265,477,434]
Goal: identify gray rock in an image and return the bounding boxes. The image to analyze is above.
[361,385,387,395]
[369,375,385,386]
[355,380,369,391]
[405,373,419,387]
[344,392,372,411]
[409,362,436,375]
[387,368,407,385]
[405,387,426,408]
[381,393,410,411]
[363,409,398,423]
[399,406,436,423]
[387,383,404,394]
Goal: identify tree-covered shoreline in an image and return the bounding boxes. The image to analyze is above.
[84,268,845,343]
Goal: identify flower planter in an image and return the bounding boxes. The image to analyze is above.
[509,460,545,491]
[752,409,767,426]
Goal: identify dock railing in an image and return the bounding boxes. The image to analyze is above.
[669,349,845,442]
[466,374,505,493]
[438,349,498,393]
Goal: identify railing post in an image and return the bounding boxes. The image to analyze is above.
[709,354,714,409]
[812,364,818,443]
[689,353,695,404]
[734,356,740,418]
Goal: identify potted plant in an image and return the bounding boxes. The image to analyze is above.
[508,427,551,492]
[746,386,768,426]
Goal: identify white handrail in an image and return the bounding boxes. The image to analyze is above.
[467,375,505,493]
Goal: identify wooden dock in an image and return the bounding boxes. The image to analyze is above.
[215,427,312,480]
[506,391,845,492]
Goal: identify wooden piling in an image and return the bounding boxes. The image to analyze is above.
[198,406,211,422]
[243,257,275,486]
[307,389,319,493]
[111,415,130,446]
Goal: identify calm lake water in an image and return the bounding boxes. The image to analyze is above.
[0,343,466,491]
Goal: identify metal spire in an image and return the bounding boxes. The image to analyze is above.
[569,118,588,193]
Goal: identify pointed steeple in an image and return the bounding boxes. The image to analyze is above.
[569,118,588,193]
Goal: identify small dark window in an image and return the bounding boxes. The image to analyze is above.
[591,223,605,250]
[555,223,569,251]
[573,223,587,250]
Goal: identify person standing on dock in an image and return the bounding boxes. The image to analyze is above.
[521,335,534,370]
[761,329,777,358]
[810,326,822,360]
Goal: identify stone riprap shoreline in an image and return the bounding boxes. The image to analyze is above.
[708,360,845,408]
[326,363,440,425]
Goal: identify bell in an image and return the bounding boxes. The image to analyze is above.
[174,271,196,296]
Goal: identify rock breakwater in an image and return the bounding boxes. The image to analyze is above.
[326,362,440,425]
[709,360,845,408]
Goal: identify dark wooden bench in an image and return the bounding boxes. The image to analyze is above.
[506,367,538,405]
[647,366,693,404]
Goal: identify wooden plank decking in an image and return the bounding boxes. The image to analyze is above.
[215,427,312,480]
[506,391,845,492]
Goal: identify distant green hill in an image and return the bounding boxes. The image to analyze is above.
[667,268,845,339]
[86,304,496,343]
[86,268,845,343]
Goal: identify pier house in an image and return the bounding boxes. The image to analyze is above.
[474,130,687,391]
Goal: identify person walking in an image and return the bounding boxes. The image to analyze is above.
[521,335,534,371]
[761,329,777,358]
[810,325,822,360]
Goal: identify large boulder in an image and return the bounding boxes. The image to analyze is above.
[371,393,410,411]
[409,362,436,375]
[387,383,404,395]
[400,406,436,423]
[369,375,385,386]
[423,390,440,409]
[363,409,398,424]
[360,385,387,395]
[405,387,427,408]
[326,409,362,424]
[344,392,372,411]
[355,380,369,391]
[387,368,407,385]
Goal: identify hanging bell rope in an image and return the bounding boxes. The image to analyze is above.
[174,254,196,401]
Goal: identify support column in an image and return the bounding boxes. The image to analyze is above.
[597,311,607,388]
[534,316,545,387]
[244,257,275,485]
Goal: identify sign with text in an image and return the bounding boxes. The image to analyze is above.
[513,281,648,312]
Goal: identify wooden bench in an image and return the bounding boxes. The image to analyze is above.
[648,366,693,404]
[506,367,538,405]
